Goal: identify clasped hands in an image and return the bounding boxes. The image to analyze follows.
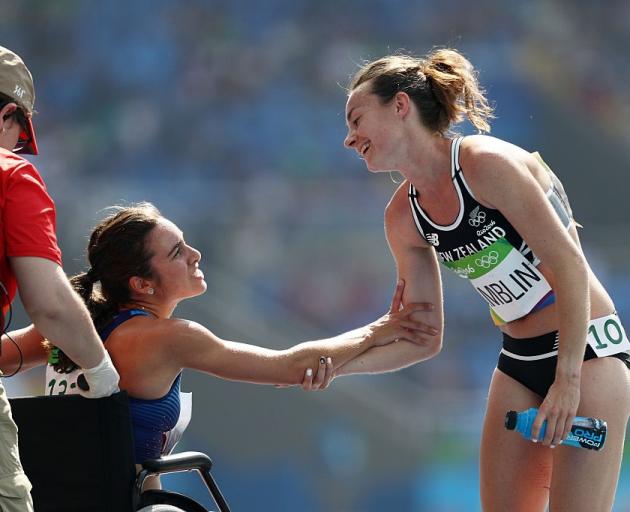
[281,280,437,391]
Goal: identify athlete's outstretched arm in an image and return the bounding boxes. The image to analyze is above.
[336,184,444,376]
[146,292,435,386]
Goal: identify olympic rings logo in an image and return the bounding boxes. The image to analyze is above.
[468,209,486,227]
[475,251,499,268]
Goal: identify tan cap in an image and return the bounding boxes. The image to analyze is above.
[0,46,38,154]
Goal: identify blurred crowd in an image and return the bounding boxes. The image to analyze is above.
[5,0,630,436]
[3,1,629,509]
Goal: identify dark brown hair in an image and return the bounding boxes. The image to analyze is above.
[348,48,494,135]
[47,202,162,372]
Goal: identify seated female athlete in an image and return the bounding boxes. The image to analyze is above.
[0,202,435,484]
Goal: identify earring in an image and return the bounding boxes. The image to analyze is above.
[147,288,154,295]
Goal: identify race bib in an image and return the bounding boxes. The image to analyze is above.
[45,366,81,396]
[586,314,630,357]
[443,238,552,323]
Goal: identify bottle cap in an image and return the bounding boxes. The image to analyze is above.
[505,411,517,430]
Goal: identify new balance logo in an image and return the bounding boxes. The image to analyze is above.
[468,206,486,227]
[426,233,440,246]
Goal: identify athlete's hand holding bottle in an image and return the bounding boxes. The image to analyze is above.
[531,377,581,448]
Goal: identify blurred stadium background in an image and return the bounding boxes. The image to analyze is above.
[3,0,630,510]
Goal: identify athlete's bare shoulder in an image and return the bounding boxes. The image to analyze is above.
[460,135,533,170]
[107,315,176,354]
[460,135,551,193]
[385,179,430,248]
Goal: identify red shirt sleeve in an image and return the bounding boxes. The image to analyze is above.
[3,161,62,265]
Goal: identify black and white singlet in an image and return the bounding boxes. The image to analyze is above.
[407,137,573,324]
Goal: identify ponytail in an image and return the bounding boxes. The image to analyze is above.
[70,271,120,332]
[348,48,494,135]
[44,270,120,374]
[44,203,160,373]
[422,48,493,134]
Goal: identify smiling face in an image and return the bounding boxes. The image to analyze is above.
[343,81,407,173]
[144,218,207,303]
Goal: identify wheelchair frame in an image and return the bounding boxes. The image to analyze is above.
[9,392,231,512]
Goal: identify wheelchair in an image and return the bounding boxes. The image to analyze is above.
[9,392,231,512]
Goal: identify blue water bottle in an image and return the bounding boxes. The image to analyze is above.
[505,408,606,451]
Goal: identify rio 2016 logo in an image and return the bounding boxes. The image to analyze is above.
[475,251,499,269]
[453,264,475,278]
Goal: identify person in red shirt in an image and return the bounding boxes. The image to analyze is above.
[0,46,119,510]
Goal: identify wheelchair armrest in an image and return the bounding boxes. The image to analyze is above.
[135,452,230,512]
[141,451,213,475]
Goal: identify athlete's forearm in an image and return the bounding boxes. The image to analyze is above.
[335,337,441,376]
[286,300,436,375]
[553,257,590,384]
[287,326,376,372]
[209,311,432,386]
[183,322,383,386]
[200,333,373,387]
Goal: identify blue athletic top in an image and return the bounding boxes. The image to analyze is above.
[98,309,183,463]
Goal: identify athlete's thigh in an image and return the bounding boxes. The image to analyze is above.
[480,368,552,512]
[550,357,630,512]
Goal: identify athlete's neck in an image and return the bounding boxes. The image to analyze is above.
[398,135,453,194]
[122,300,175,320]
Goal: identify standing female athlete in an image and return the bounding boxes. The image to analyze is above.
[337,48,630,511]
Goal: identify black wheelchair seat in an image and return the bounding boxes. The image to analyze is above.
[9,392,230,512]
